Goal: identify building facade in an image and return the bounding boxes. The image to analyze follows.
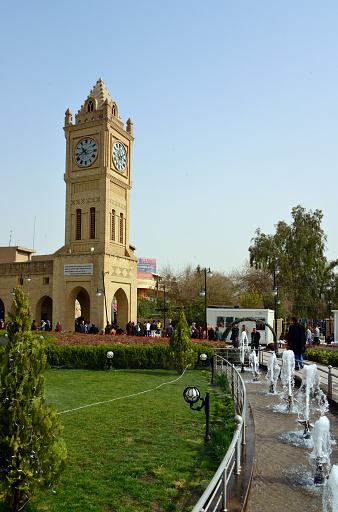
[0,79,138,331]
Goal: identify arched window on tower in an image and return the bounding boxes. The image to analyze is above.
[90,207,96,239]
[111,209,115,241]
[87,100,94,112]
[112,104,116,116]
[119,213,123,244]
[76,209,82,240]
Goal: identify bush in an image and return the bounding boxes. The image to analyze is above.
[44,343,215,370]
[306,348,338,366]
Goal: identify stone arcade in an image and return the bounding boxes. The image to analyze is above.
[0,79,138,331]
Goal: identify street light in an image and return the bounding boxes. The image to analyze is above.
[325,283,332,337]
[10,274,31,294]
[271,264,279,355]
[95,271,109,329]
[160,285,166,332]
[199,267,212,338]
[183,386,210,444]
[200,353,215,385]
[106,350,114,370]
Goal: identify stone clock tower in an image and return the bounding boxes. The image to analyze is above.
[52,79,138,331]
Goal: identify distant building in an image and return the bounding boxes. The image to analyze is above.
[207,307,275,344]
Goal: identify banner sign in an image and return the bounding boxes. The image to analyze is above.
[64,263,93,276]
[137,258,156,279]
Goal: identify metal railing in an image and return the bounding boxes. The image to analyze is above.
[191,354,247,512]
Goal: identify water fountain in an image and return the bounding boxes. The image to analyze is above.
[296,364,329,438]
[280,350,295,411]
[322,464,338,512]
[309,416,332,485]
[249,350,259,381]
[266,352,280,393]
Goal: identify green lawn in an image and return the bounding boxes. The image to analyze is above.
[26,368,233,512]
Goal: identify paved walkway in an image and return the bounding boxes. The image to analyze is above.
[243,355,338,512]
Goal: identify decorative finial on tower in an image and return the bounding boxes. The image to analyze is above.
[126,118,133,136]
[65,108,73,127]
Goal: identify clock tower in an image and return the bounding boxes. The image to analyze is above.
[53,79,138,331]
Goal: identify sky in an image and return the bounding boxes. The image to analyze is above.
[1,0,338,275]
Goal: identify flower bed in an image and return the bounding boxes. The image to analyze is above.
[306,347,338,366]
[40,331,227,348]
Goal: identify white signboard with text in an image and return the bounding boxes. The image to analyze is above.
[64,263,93,276]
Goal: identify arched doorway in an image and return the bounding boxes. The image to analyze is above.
[35,296,53,326]
[0,298,4,321]
[68,286,91,330]
[113,288,129,330]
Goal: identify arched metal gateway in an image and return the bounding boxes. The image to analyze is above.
[221,316,278,353]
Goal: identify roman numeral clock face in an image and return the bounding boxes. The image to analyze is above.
[74,138,98,166]
[113,141,127,171]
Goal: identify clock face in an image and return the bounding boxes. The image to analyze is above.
[113,141,127,171]
[74,138,98,166]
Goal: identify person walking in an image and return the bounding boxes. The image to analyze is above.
[230,324,239,348]
[313,324,320,345]
[288,317,306,370]
[251,327,261,356]
[306,326,312,345]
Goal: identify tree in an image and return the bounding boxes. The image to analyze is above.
[0,286,67,512]
[159,264,236,325]
[168,307,197,374]
[249,205,338,319]
[239,285,262,308]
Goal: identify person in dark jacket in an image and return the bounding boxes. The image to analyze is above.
[251,327,261,356]
[166,323,173,337]
[288,317,306,370]
[88,323,99,334]
[230,324,239,348]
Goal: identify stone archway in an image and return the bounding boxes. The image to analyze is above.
[222,316,277,350]
[113,288,129,330]
[35,296,53,325]
[68,286,91,328]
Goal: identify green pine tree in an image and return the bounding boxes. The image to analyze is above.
[168,307,197,374]
[0,286,67,512]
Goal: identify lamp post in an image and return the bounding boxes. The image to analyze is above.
[183,386,210,444]
[95,271,109,329]
[199,267,212,338]
[200,353,215,385]
[106,350,114,371]
[271,264,279,355]
[11,274,31,294]
[325,283,332,337]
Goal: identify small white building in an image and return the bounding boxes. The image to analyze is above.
[207,307,275,345]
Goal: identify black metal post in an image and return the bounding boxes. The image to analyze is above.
[102,271,109,328]
[211,355,215,386]
[328,288,331,336]
[204,392,211,445]
[273,264,279,355]
[20,274,23,286]
[163,285,166,332]
[204,268,207,336]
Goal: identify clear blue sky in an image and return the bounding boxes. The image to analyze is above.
[1,0,338,274]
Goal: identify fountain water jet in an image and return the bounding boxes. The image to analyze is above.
[296,364,328,438]
[249,350,259,381]
[280,350,295,411]
[266,352,280,393]
[323,464,338,512]
[309,416,332,485]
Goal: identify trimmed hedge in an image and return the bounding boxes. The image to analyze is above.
[0,342,214,370]
[45,343,214,370]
